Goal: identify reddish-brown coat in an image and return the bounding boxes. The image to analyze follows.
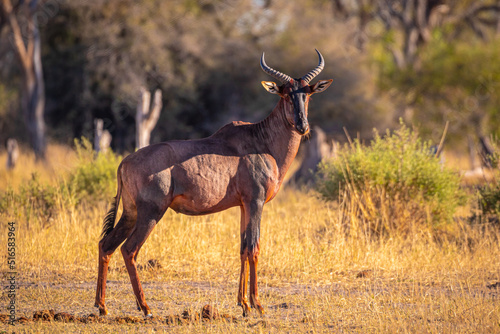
[95,52,332,318]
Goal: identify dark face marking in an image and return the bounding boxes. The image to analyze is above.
[283,80,311,135]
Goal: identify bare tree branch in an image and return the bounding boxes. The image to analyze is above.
[1,0,30,68]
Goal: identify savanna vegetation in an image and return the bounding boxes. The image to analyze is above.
[1,130,500,332]
[1,0,500,333]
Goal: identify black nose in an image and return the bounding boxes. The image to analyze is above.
[296,123,309,135]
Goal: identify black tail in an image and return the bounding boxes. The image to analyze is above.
[100,169,123,240]
[100,197,117,240]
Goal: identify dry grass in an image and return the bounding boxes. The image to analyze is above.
[1,145,500,333]
[0,143,77,192]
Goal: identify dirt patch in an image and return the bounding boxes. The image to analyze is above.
[54,312,76,322]
[111,258,162,272]
[166,304,236,325]
[356,270,373,278]
[137,259,162,271]
[33,309,55,321]
[487,281,500,289]
[1,304,237,325]
[17,316,31,324]
[201,304,219,319]
[268,302,301,309]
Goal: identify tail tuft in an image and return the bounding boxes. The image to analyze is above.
[100,197,117,240]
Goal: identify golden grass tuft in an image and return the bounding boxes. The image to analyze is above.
[1,145,500,332]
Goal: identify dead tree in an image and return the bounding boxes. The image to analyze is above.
[135,88,162,150]
[468,135,481,170]
[479,135,496,168]
[1,0,47,160]
[463,135,497,183]
[292,126,338,184]
[6,138,19,170]
[94,119,112,154]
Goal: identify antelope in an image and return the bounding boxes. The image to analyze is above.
[94,50,333,317]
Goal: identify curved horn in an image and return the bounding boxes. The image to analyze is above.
[260,52,293,84]
[301,49,324,84]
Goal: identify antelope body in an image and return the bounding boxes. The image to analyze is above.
[95,50,332,317]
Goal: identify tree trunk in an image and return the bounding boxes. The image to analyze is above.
[292,126,337,184]
[94,118,112,154]
[479,135,495,168]
[497,0,500,35]
[1,0,47,161]
[136,88,162,150]
[24,25,46,161]
[468,135,481,170]
[6,138,19,170]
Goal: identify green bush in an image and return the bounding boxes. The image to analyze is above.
[316,123,464,235]
[479,183,500,217]
[0,138,121,225]
[67,137,121,203]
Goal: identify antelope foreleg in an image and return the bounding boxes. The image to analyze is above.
[239,199,265,316]
[248,244,264,314]
[121,249,152,316]
[121,218,158,317]
[237,252,250,316]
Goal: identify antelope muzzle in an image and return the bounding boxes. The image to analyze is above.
[295,119,309,135]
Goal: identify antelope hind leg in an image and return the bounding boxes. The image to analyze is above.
[95,243,111,316]
[95,215,135,316]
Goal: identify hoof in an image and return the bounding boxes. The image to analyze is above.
[142,305,153,317]
[95,303,108,316]
[250,297,264,315]
[251,303,265,315]
[240,303,251,317]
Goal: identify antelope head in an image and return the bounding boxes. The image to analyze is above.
[260,49,333,135]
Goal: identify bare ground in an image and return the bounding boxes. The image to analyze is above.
[2,268,500,333]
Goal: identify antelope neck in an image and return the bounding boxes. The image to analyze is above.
[255,98,302,179]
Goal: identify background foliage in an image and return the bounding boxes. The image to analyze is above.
[316,123,464,235]
[0,0,400,151]
[1,1,499,153]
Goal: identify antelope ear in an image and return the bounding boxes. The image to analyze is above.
[310,79,333,95]
[261,81,281,95]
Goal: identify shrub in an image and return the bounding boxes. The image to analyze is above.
[479,183,500,217]
[67,138,121,203]
[0,173,62,226]
[316,123,464,236]
[0,138,121,225]
[472,137,500,220]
